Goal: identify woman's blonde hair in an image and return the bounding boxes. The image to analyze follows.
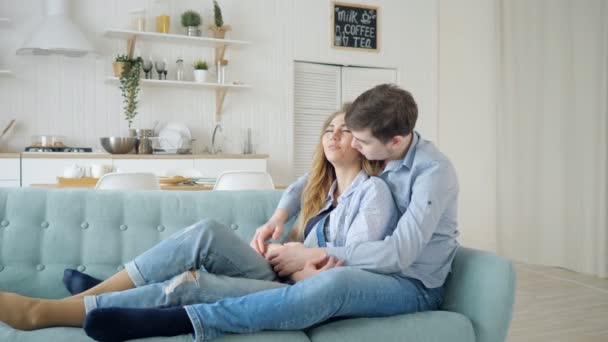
[289,103,383,242]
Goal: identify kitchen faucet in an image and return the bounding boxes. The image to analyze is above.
[211,123,223,154]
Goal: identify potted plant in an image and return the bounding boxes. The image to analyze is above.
[113,54,130,77]
[208,0,231,39]
[193,60,208,82]
[181,10,202,36]
[119,57,143,128]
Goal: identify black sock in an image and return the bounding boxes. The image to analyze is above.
[63,269,103,295]
[84,307,193,341]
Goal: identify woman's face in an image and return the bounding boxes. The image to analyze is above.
[322,113,361,167]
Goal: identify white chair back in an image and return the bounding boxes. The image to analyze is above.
[95,172,161,190]
[213,171,275,191]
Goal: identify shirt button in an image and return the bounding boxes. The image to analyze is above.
[157,225,165,232]
[119,224,128,231]
[41,222,49,229]
[1,220,9,227]
[230,224,238,230]
[81,222,89,229]
[77,265,86,272]
[36,264,45,271]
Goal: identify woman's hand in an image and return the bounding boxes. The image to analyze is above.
[266,243,327,276]
[291,255,345,282]
[250,209,288,256]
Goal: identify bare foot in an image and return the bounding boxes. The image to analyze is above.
[0,291,40,330]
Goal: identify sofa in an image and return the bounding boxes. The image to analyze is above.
[0,188,515,342]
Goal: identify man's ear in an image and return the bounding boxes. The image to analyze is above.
[390,136,403,147]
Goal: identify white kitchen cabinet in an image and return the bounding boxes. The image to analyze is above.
[111,159,194,176]
[194,158,267,178]
[0,180,19,187]
[21,156,110,186]
[0,157,19,181]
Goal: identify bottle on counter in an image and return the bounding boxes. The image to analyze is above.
[176,57,184,81]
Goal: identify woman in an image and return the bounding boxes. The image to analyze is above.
[0,107,398,336]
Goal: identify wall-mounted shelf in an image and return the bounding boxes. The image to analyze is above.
[104,29,251,48]
[105,77,251,90]
[0,70,14,78]
[104,28,252,122]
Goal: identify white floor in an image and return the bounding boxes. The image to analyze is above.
[508,263,608,342]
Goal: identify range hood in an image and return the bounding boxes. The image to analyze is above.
[17,0,95,57]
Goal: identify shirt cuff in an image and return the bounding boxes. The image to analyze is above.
[323,246,347,262]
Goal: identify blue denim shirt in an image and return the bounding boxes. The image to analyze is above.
[279,132,459,288]
[300,170,398,249]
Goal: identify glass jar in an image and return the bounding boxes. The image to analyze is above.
[130,9,146,31]
[153,0,171,33]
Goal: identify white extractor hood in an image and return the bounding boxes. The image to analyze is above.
[17,0,95,57]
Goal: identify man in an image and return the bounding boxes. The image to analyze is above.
[253,83,459,290]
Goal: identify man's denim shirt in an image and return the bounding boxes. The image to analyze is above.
[279,132,459,288]
[301,170,398,249]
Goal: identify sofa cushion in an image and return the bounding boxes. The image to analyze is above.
[0,322,311,342]
[306,311,475,342]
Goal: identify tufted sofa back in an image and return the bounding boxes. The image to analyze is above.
[0,188,285,299]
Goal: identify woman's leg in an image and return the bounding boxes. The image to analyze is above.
[85,270,288,312]
[0,271,288,331]
[68,218,277,299]
[0,292,85,330]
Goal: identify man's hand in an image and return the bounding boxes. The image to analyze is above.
[291,255,344,282]
[250,220,285,256]
[266,242,326,276]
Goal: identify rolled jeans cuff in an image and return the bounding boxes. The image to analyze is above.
[125,260,147,287]
[83,295,98,314]
[185,306,205,342]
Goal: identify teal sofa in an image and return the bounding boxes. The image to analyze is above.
[0,188,515,341]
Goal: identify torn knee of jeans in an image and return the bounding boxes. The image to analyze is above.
[164,270,200,295]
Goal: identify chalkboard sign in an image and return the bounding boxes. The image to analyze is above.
[332,2,379,52]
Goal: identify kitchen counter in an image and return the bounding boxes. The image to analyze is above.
[0,153,20,158]
[20,153,269,159]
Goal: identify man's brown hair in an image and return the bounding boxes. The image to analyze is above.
[345,84,418,143]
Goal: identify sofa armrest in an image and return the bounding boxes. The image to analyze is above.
[441,247,516,342]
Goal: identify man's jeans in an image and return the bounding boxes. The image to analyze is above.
[83,219,444,341]
[185,267,444,341]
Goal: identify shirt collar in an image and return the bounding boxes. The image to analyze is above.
[384,131,419,172]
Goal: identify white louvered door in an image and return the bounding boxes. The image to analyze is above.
[293,62,397,180]
[293,62,341,179]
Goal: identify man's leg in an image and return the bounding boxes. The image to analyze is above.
[84,267,444,341]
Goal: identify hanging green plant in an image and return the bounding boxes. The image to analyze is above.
[118,57,143,128]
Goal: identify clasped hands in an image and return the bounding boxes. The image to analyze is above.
[249,219,344,281]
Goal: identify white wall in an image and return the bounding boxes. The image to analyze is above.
[438,0,499,252]
[0,0,438,186]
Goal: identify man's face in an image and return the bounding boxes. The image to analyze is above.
[350,128,392,161]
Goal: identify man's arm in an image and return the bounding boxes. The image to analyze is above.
[324,161,458,274]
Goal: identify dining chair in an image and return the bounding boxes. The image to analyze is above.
[95,172,161,190]
[213,171,275,191]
